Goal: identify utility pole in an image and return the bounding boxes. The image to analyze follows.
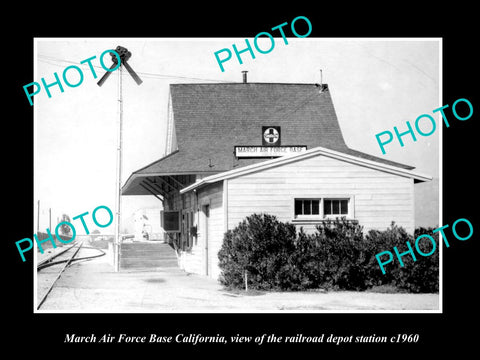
[113,65,123,272]
[97,46,142,272]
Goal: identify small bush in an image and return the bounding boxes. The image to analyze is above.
[364,224,439,293]
[312,219,369,290]
[400,227,439,293]
[364,222,414,288]
[217,213,297,290]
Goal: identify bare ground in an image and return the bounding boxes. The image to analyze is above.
[36,254,439,313]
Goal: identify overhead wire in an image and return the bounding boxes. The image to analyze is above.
[37,53,325,123]
[37,54,236,83]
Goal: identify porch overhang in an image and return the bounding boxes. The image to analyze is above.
[122,173,195,198]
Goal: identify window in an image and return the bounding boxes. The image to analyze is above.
[294,199,321,217]
[294,197,352,220]
[324,199,349,216]
[161,210,181,232]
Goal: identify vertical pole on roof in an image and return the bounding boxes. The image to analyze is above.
[113,66,123,273]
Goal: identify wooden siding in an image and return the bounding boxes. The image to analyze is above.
[227,154,415,234]
[177,182,224,278]
[197,182,224,279]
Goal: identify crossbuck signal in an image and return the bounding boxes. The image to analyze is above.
[97,46,143,86]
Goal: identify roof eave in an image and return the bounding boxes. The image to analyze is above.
[180,146,432,194]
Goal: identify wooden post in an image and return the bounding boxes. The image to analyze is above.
[244,270,248,292]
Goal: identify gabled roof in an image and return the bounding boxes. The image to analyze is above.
[122,82,415,195]
[180,146,432,194]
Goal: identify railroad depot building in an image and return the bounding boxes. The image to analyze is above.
[122,80,431,279]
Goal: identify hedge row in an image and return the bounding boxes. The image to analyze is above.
[217,214,439,293]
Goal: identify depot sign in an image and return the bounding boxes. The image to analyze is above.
[235,146,307,158]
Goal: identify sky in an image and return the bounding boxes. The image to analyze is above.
[34,38,440,234]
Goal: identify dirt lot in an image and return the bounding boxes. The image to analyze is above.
[36,254,439,313]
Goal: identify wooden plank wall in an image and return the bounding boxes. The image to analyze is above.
[197,182,224,278]
[179,182,224,278]
[227,154,415,234]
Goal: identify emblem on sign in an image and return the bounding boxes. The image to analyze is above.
[262,126,281,146]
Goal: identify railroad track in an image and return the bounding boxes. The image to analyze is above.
[36,241,106,310]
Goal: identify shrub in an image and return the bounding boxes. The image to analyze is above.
[311,219,369,290]
[287,219,370,291]
[218,215,439,293]
[400,227,439,293]
[364,222,414,288]
[217,213,297,290]
[287,228,326,289]
[365,224,439,293]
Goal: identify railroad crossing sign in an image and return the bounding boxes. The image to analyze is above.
[97,46,143,86]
